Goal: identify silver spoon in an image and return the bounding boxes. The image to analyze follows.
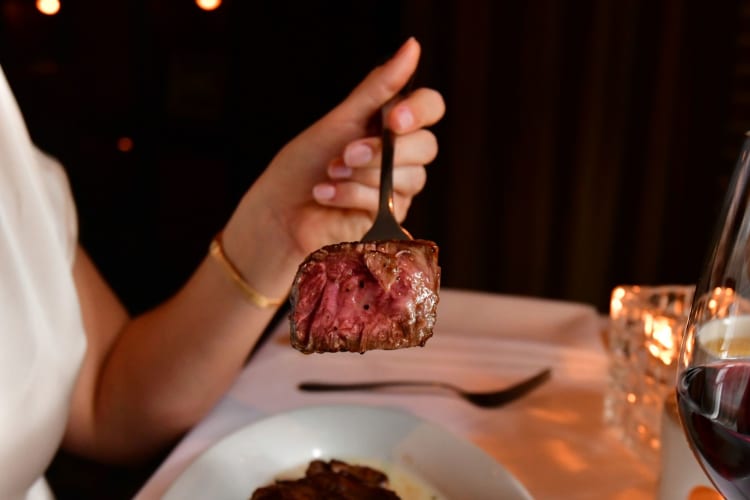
[361,97,413,242]
[298,368,552,409]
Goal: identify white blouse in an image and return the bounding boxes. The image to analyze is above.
[0,68,87,499]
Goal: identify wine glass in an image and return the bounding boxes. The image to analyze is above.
[676,133,750,498]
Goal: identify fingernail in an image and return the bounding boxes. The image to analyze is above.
[329,164,352,179]
[391,36,416,60]
[344,143,373,166]
[394,105,414,131]
[313,184,335,201]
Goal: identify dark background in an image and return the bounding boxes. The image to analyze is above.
[2,0,749,497]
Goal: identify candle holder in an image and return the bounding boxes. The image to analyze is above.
[604,284,694,462]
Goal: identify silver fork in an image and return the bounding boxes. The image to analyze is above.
[297,368,552,409]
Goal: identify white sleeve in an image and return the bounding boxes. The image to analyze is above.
[33,147,79,264]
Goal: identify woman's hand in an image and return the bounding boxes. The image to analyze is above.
[223,37,445,285]
[63,38,445,463]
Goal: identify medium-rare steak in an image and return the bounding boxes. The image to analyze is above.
[289,239,440,354]
[250,459,400,499]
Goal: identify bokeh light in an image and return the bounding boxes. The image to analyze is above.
[196,0,222,11]
[36,0,60,16]
[117,137,134,153]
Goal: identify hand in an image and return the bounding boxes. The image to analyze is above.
[62,40,443,462]
[225,37,445,271]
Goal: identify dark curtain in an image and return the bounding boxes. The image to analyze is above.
[401,0,744,310]
[2,1,745,316]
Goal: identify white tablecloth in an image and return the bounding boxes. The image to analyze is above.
[135,288,657,499]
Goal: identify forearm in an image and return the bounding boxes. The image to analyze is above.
[97,260,277,460]
[66,225,302,463]
[62,37,440,463]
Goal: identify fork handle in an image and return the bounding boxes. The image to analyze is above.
[376,73,416,219]
[298,380,452,392]
[377,119,396,217]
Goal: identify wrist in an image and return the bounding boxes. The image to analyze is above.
[219,204,302,305]
[208,233,287,308]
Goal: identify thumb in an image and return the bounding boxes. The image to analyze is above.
[331,37,421,124]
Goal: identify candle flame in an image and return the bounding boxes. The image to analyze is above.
[644,312,677,365]
[610,287,626,317]
[709,286,735,315]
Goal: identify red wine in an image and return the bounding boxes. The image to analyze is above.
[677,362,750,499]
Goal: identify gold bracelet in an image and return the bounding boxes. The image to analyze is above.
[208,232,285,308]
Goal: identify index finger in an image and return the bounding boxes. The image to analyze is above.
[387,87,446,134]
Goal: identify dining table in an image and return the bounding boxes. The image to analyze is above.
[135,287,658,499]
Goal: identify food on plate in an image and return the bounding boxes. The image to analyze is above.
[289,239,440,354]
[250,458,400,499]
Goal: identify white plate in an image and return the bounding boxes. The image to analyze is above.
[163,404,533,500]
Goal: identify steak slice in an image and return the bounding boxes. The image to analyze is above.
[289,239,440,354]
[250,459,400,499]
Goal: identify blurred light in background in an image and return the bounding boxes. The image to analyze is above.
[116,136,134,153]
[36,0,60,16]
[195,0,221,12]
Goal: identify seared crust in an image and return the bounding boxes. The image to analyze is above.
[251,459,399,499]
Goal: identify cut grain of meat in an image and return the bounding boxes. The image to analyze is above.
[289,239,440,354]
